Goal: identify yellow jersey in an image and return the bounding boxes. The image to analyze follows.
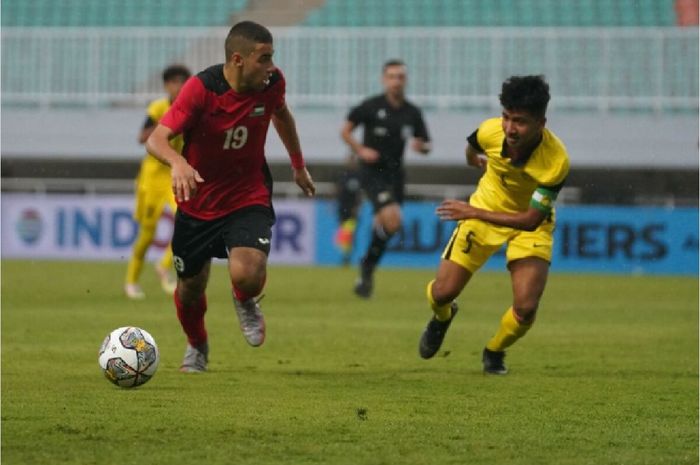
[467,117,569,214]
[136,97,184,192]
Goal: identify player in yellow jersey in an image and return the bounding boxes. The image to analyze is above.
[124,64,191,299]
[418,75,570,374]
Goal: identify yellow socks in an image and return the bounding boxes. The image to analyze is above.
[426,280,452,321]
[486,307,532,352]
[125,224,156,284]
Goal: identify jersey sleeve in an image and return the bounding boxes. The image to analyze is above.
[529,145,570,213]
[347,100,370,126]
[466,129,483,152]
[534,143,570,188]
[143,99,163,129]
[146,99,163,121]
[473,118,503,153]
[160,77,205,135]
[467,118,502,153]
[539,164,569,189]
[142,115,156,130]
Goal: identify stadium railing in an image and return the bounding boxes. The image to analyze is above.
[2,27,697,113]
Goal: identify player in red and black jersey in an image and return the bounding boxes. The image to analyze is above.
[146,21,315,372]
[341,59,431,298]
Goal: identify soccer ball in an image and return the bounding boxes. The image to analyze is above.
[98,326,159,388]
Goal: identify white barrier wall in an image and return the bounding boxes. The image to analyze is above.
[2,108,698,168]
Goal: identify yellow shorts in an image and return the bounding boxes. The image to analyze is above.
[441,217,555,273]
[133,186,176,228]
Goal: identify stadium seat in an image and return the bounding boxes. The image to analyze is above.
[0,0,682,28]
[300,0,678,27]
[1,0,249,27]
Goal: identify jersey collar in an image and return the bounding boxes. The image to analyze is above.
[382,93,405,110]
[500,133,543,167]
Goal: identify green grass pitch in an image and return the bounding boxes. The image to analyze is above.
[2,260,697,465]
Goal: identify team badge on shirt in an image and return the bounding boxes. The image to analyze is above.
[250,104,265,117]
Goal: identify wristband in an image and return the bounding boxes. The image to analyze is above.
[289,152,305,169]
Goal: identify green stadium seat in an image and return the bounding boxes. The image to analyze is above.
[578,0,597,27]
[556,0,577,26]
[299,0,678,27]
[511,0,531,27]
[543,0,560,26]
[1,0,249,27]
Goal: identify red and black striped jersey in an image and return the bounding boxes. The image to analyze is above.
[161,64,286,220]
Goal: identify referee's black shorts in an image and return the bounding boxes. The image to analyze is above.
[359,165,405,212]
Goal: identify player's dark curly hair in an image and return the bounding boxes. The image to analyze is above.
[499,75,550,119]
[162,64,191,83]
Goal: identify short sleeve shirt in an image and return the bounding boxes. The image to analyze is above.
[160,64,286,220]
[347,94,430,171]
[466,117,569,214]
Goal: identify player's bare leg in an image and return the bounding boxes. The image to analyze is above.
[177,261,211,372]
[354,202,402,298]
[483,257,549,374]
[419,260,471,358]
[229,247,268,346]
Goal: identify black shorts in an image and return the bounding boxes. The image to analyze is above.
[359,165,404,212]
[171,205,275,278]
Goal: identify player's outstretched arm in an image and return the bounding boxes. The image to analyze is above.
[145,124,203,202]
[436,200,546,232]
[272,104,316,197]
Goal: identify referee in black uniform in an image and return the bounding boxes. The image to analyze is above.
[340,59,432,298]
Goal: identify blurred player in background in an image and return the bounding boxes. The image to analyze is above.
[146,21,315,372]
[418,75,569,374]
[124,64,191,300]
[334,153,362,265]
[341,59,431,298]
